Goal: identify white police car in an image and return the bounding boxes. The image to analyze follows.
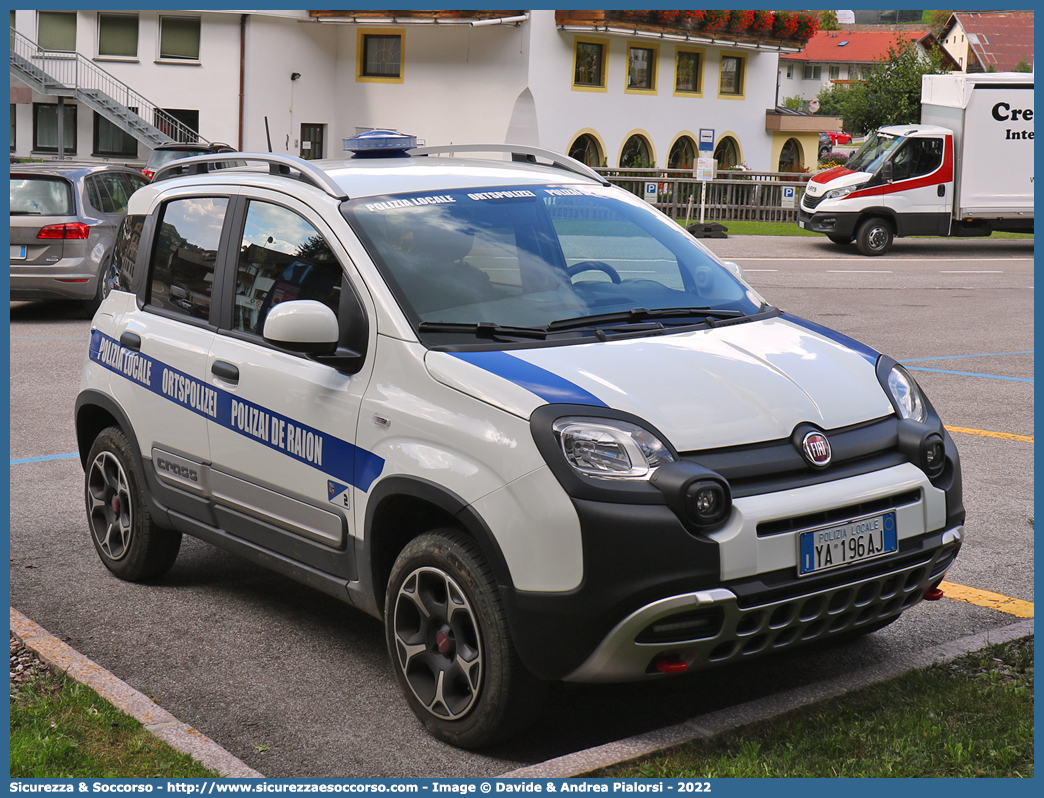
[76,132,964,748]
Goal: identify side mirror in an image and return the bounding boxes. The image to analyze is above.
[721,260,747,282]
[263,300,339,355]
[881,160,894,183]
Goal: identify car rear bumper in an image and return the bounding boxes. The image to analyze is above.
[11,260,99,301]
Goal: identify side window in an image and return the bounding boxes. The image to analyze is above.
[233,201,342,336]
[147,197,227,321]
[111,214,146,292]
[892,138,944,182]
[85,172,133,214]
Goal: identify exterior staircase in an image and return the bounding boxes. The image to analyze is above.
[10,27,210,149]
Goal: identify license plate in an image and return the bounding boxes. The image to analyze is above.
[797,220,806,229]
[11,245,26,260]
[798,511,897,576]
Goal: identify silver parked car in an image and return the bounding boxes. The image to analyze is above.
[10,162,149,315]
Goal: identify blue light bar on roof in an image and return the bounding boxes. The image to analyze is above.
[343,130,417,158]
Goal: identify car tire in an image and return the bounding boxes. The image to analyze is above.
[855,217,894,256]
[819,146,831,161]
[85,427,182,581]
[827,234,854,245]
[385,529,546,748]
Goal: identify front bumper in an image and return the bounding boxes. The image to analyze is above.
[503,458,962,682]
[565,525,962,681]
[798,205,860,238]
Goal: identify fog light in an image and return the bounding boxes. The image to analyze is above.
[922,433,945,478]
[691,486,720,516]
[650,462,732,533]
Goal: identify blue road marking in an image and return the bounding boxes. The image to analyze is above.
[11,453,79,465]
[904,366,1033,384]
[902,351,1032,363]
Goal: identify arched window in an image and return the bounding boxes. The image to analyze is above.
[668,136,696,170]
[568,134,603,167]
[778,138,804,172]
[620,134,652,168]
[713,136,740,167]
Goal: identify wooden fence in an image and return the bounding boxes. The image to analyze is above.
[594,167,810,223]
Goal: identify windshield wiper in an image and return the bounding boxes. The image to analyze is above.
[417,321,550,340]
[547,307,746,331]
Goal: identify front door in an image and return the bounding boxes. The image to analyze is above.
[205,191,374,577]
[300,124,325,160]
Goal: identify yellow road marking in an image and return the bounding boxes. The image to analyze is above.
[945,426,1033,443]
[939,581,1034,618]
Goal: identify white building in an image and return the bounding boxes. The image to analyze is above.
[11,9,823,172]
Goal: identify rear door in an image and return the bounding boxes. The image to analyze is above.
[98,191,237,482]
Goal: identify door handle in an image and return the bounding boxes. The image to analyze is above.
[211,360,240,382]
[937,185,946,197]
[119,331,142,351]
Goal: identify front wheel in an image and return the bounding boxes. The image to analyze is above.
[85,427,181,581]
[385,529,546,748]
[827,234,853,246]
[855,217,894,256]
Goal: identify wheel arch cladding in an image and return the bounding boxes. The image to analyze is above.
[364,476,515,615]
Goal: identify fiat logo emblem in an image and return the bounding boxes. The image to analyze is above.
[802,431,832,467]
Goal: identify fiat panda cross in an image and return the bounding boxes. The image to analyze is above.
[76,133,964,748]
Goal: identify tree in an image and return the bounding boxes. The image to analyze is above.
[842,37,951,135]
[1013,59,1033,73]
[923,10,953,38]
[819,10,840,31]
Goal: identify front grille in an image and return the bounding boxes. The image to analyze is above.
[802,191,827,210]
[680,416,905,498]
[757,489,922,538]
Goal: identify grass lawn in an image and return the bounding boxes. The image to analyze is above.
[10,658,219,778]
[592,637,1034,779]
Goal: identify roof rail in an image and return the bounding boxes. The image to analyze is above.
[410,144,611,186]
[151,152,348,199]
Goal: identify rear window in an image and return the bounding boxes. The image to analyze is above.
[146,148,209,171]
[10,176,74,216]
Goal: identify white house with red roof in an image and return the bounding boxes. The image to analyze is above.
[778,28,958,104]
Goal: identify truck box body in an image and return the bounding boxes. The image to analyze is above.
[921,73,1034,219]
[798,72,1033,254]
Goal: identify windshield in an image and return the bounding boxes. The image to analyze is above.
[845,132,902,174]
[343,184,761,340]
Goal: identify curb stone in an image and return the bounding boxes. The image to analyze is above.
[10,608,265,779]
[499,619,1034,778]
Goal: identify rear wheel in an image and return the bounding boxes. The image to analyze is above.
[855,217,894,256]
[85,427,181,581]
[385,529,545,748]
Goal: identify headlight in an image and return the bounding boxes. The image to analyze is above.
[887,365,928,423]
[824,184,864,200]
[552,418,674,480]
